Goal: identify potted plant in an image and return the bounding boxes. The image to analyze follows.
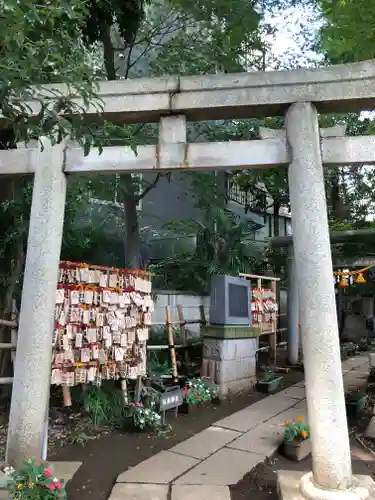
[123,401,163,430]
[256,371,283,393]
[345,342,357,357]
[5,460,67,499]
[340,344,349,360]
[345,390,367,416]
[180,377,218,413]
[282,416,311,461]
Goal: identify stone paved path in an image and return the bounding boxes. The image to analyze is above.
[109,354,369,500]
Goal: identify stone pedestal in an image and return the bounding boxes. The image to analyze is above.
[201,325,259,398]
[278,471,375,500]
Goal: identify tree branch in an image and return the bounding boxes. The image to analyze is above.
[137,173,162,201]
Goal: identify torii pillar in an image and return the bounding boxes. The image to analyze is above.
[278,103,373,500]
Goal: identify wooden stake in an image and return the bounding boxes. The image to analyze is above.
[62,386,72,407]
[177,304,191,375]
[199,305,207,326]
[10,300,17,364]
[166,305,178,382]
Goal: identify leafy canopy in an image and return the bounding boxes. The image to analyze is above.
[0,0,102,145]
[316,0,375,63]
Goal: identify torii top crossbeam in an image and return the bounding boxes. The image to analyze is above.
[4,59,375,126]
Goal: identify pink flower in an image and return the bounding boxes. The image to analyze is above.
[46,483,55,490]
[55,482,62,490]
[135,402,143,407]
[44,468,52,477]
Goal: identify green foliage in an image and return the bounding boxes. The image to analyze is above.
[151,208,264,293]
[284,417,309,443]
[124,401,162,430]
[258,371,280,382]
[150,0,262,75]
[83,0,147,46]
[6,460,66,500]
[0,0,102,146]
[316,0,375,63]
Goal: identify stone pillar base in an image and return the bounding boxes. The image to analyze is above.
[201,327,259,399]
[277,471,375,500]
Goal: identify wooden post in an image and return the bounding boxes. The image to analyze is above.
[166,306,178,382]
[199,305,206,327]
[177,305,191,375]
[271,280,277,364]
[10,299,18,364]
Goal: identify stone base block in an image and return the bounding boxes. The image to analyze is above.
[277,470,375,500]
[203,338,258,361]
[202,337,258,399]
[218,377,257,399]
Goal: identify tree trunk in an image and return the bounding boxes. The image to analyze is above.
[273,199,280,237]
[101,25,142,268]
[122,175,141,269]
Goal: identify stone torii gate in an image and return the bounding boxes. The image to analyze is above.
[3,60,375,500]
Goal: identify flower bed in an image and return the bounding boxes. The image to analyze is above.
[5,460,67,500]
[180,377,218,413]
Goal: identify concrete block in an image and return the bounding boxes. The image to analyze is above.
[50,462,82,485]
[172,485,231,500]
[277,386,306,400]
[108,484,168,500]
[203,338,258,361]
[170,426,241,460]
[227,422,284,457]
[215,395,296,432]
[117,451,199,484]
[293,399,307,410]
[218,377,257,399]
[174,448,261,486]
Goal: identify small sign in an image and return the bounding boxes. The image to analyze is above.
[159,386,183,411]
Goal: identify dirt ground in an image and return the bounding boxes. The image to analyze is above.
[49,369,304,500]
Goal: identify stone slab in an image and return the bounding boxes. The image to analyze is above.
[364,416,375,439]
[277,386,306,400]
[215,396,296,432]
[108,484,168,500]
[293,399,307,410]
[170,426,241,460]
[50,462,82,485]
[277,470,375,500]
[267,407,308,426]
[227,422,283,457]
[174,448,261,486]
[172,485,231,500]
[117,451,199,484]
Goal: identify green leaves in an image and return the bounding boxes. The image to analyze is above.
[0,0,104,145]
[316,0,375,63]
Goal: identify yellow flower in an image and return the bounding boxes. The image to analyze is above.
[284,420,289,424]
[297,416,304,422]
[301,431,308,439]
[17,484,23,489]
